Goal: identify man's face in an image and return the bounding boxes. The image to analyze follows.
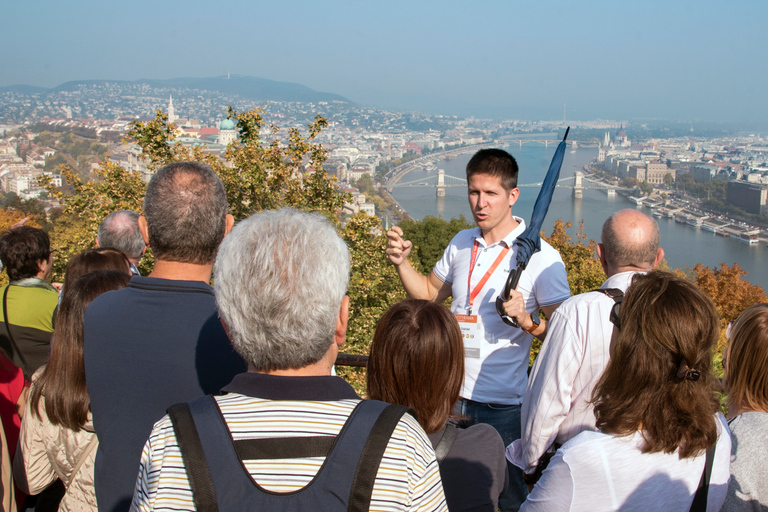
[467,173,519,235]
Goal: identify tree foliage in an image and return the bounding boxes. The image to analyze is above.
[542,219,606,296]
[399,215,474,273]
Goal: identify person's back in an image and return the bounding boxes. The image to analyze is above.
[83,162,245,512]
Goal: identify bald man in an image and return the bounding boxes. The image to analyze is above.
[506,209,665,486]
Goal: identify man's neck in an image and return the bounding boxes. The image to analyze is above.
[148,259,213,283]
[481,216,519,245]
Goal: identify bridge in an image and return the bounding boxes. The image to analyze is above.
[386,171,633,198]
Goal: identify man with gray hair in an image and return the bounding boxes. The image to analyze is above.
[85,162,246,512]
[131,208,447,511]
[506,209,665,486]
[96,210,145,275]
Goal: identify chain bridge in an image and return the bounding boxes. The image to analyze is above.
[386,171,632,198]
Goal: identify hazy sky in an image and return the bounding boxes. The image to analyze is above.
[3,0,766,122]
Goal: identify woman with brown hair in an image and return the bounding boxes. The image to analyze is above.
[520,271,731,511]
[14,271,131,511]
[721,302,768,511]
[367,299,508,512]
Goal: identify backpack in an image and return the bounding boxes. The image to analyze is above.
[167,396,413,512]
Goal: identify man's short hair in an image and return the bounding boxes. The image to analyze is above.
[0,226,51,281]
[601,210,660,270]
[143,162,228,265]
[97,210,145,260]
[214,208,350,373]
[466,148,519,192]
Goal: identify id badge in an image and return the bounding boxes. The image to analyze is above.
[456,314,481,358]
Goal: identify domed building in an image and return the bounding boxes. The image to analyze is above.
[218,119,237,146]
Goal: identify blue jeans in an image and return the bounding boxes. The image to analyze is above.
[455,398,527,512]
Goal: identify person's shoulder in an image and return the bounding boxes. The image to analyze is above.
[85,286,131,314]
[447,227,481,248]
[460,422,504,445]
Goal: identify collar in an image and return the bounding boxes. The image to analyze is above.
[473,216,527,248]
[602,270,643,293]
[127,275,214,294]
[8,277,58,293]
[222,372,361,401]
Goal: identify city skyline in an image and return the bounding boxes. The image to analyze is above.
[2,0,767,123]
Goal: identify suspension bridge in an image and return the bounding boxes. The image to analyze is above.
[385,171,633,198]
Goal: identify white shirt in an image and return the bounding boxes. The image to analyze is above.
[508,271,638,473]
[433,219,570,405]
[519,414,732,512]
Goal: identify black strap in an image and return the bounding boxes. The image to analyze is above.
[433,424,458,464]
[591,287,624,302]
[234,436,336,460]
[689,443,716,512]
[167,402,219,512]
[2,285,31,377]
[348,404,412,512]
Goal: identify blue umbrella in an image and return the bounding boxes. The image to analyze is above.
[496,127,570,327]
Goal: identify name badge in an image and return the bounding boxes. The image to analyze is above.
[456,314,481,358]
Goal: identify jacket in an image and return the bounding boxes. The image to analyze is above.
[13,368,98,512]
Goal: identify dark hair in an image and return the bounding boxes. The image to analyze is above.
[30,270,131,430]
[0,226,51,281]
[97,210,145,259]
[143,161,228,265]
[61,248,131,304]
[367,300,464,433]
[591,271,720,458]
[466,148,518,192]
[724,303,768,414]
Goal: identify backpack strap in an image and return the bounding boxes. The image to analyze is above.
[167,400,219,512]
[348,403,413,512]
[591,287,624,301]
[689,443,716,512]
[433,424,458,464]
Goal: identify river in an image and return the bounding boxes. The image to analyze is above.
[390,143,768,290]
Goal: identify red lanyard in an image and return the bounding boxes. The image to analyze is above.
[467,240,510,308]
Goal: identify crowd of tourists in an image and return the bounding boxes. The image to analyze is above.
[0,154,765,512]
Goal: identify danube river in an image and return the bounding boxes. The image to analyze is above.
[390,143,768,290]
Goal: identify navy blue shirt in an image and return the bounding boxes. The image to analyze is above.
[84,276,247,512]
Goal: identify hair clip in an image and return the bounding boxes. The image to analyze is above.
[676,359,700,381]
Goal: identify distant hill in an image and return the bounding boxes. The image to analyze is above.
[2,75,351,104]
[0,84,51,94]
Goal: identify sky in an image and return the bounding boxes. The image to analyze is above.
[2,0,767,123]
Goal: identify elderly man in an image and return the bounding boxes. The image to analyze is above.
[0,226,57,377]
[131,208,447,511]
[84,162,246,512]
[507,209,665,485]
[96,210,146,275]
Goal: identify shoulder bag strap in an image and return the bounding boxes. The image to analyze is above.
[347,403,413,512]
[433,423,458,464]
[66,434,98,489]
[689,443,716,512]
[2,285,32,377]
[167,400,219,512]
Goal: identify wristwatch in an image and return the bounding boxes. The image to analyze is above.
[523,313,540,334]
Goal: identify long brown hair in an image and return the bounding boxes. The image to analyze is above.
[367,300,464,433]
[724,303,768,415]
[30,271,130,430]
[591,271,720,458]
[61,248,130,296]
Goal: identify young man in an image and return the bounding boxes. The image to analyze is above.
[386,148,570,511]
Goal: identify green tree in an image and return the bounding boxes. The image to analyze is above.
[399,215,474,272]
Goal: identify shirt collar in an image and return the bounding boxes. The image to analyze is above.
[222,372,361,401]
[473,216,527,248]
[602,270,643,292]
[9,277,58,292]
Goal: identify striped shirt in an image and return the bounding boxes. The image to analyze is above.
[131,373,447,512]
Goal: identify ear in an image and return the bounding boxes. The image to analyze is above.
[223,214,235,238]
[334,296,350,347]
[652,247,665,269]
[138,216,150,246]
[597,243,610,274]
[507,187,520,208]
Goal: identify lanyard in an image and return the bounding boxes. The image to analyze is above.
[467,240,511,310]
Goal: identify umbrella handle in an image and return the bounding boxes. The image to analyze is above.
[495,264,526,327]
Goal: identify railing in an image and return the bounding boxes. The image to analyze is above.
[335,353,369,367]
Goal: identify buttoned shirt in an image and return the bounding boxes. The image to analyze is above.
[507,271,638,473]
[433,219,570,405]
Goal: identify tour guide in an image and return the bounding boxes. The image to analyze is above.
[386,148,570,511]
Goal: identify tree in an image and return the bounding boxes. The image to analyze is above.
[543,219,606,296]
[663,173,674,188]
[399,215,473,272]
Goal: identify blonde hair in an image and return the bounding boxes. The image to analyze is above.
[724,303,768,414]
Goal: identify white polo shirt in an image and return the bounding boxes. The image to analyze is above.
[433,218,570,405]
